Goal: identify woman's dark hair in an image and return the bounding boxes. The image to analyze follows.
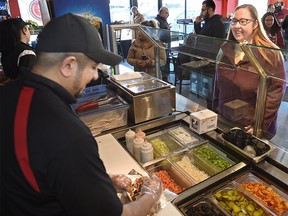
[0,18,23,54]
[261,12,281,36]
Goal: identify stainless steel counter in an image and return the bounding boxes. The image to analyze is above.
[175,93,288,171]
[94,91,288,215]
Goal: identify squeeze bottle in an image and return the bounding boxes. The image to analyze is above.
[125,129,135,154]
[135,129,146,140]
[141,141,154,163]
[133,137,144,162]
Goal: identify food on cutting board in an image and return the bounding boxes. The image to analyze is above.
[155,170,185,194]
[193,145,232,171]
[176,156,209,183]
[242,181,288,215]
[213,188,269,216]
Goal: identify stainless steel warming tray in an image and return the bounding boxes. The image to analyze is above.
[110,72,170,95]
[108,72,175,124]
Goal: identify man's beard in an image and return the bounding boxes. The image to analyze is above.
[73,68,86,98]
[75,90,83,98]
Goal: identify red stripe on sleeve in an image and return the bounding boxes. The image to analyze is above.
[14,86,40,193]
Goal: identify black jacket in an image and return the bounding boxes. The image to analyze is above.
[194,14,226,39]
[155,14,169,29]
[0,71,122,216]
[1,42,36,79]
[155,14,171,43]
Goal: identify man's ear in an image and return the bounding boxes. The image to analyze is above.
[59,56,77,78]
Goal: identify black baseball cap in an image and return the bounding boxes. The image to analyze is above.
[36,13,122,66]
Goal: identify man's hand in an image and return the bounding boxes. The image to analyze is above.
[110,174,132,193]
[195,15,203,23]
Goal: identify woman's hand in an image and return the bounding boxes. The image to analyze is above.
[136,59,151,67]
[244,125,254,135]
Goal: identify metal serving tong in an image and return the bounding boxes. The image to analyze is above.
[75,93,117,113]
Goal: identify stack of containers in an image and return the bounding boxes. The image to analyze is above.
[122,123,237,198]
[71,85,129,136]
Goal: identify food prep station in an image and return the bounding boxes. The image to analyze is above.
[74,72,288,216]
[110,115,288,216]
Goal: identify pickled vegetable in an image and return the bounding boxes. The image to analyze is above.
[242,181,288,215]
[213,188,269,216]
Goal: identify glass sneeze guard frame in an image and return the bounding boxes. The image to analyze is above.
[106,25,288,140]
[107,24,169,79]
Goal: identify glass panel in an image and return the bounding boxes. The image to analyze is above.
[109,0,130,23]
[137,0,158,21]
[109,25,288,145]
[162,0,185,32]
[186,0,204,33]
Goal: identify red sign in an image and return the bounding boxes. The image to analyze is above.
[29,0,42,21]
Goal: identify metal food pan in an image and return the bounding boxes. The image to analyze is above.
[168,150,212,184]
[147,131,185,157]
[165,125,201,147]
[122,78,170,95]
[235,172,288,216]
[144,159,194,194]
[181,198,227,216]
[191,142,235,175]
[209,183,273,216]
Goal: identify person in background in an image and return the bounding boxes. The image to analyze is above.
[274,0,288,24]
[267,4,276,13]
[281,14,288,41]
[130,6,145,24]
[0,18,36,80]
[262,12,285,49]
[155,6,171,30]
[127,19,167,77]
[194,0,226,39]
[213,4,286,140]
[155,6,171,82]
[130,6,145,40]
[0,13,162,216]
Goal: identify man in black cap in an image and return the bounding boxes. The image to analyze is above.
[0,18,36,79]
[0,13,162,216]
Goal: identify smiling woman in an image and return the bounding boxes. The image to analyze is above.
[213,4,286,140]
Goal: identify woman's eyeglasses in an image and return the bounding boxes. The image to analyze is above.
[230,18,255,26]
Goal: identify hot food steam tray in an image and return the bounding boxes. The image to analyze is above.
[218,127,274,163]
[110,72,171,95]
